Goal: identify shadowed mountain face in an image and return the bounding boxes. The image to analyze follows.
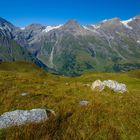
[0,19,31,62]
[0,15,140,76]
[0,18,48,70]
[0,17,16,39]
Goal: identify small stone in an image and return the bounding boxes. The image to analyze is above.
[80,100,89,106]
[65,83,69,86]
[21,93,29,96]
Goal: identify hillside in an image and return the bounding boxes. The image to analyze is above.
[0,62,140,140]
[1,16,140,76]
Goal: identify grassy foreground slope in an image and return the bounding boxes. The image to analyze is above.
[0,62,140,140]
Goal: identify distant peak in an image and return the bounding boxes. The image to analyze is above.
[134,15,140,20]
[65,19,79,24]
[64,19,81,26]
[0,17,14,26]
[62,19,82,30]
[107,18,121,22]
[26,23,44,28]
[25,23,45,30]
[0,17,15,31]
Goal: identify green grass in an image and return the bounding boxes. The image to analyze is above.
[0,62,140,140]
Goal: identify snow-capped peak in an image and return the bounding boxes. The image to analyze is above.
[102,19,107,23]
[20,27,25,30]
[43,25,63,33]
[121,18,133,30]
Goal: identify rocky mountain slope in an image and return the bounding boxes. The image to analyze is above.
[0,15,140,76]
[0,17,49,69]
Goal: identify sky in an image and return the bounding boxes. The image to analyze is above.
[0,0,140,27]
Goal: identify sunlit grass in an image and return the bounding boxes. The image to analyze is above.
[0,62,140,140]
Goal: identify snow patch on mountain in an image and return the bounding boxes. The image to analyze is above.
[20,27,25,30]
[91,24,101,29]
[83,26,99,34]
[121,19,133,30]
[137,40,140,44]
[43,25,63,33]
[102,19,107,23]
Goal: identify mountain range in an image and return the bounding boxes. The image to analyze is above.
[0,15,140,76]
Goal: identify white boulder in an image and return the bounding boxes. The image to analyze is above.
[103,80,127,93]
[0,109,48,129]
[91,80,127,93]
[91,80,105,91]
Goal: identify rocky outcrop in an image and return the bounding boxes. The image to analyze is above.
[0,109,49,129]
[91,80,127,93]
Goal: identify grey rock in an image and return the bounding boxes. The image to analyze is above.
[21,93,29,96]
[80,100,89,106]
[0,109,48,129]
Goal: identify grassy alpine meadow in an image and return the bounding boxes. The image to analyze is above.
[0,62,140,140]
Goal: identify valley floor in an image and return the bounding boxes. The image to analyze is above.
[0,62,140,140]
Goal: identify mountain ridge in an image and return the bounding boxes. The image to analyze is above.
[0,15,140,76]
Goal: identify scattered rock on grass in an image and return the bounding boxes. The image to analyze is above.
[80,100,89,106]
[91,80,127,93]
[0,109,51,129]
[65,83,69,86]
[21,93,29,96]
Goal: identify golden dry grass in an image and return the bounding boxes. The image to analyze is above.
[0,62,140,140]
